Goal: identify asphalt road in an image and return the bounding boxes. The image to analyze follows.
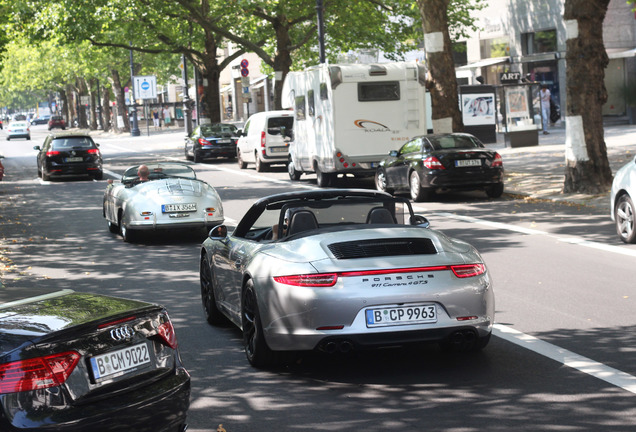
[1,127,636,431]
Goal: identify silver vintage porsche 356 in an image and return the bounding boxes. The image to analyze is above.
[103,162,224,242]
[199,189,494,368]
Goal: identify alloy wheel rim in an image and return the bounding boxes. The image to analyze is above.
[617,201,634,238]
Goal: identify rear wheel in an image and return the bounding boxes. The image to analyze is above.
[237,149,247,169]
[288,160,302,181]
[107,220,119,234]
[185,146,194,161]
[255,154,267,172]
[200,255,226,325]
[409,171,433,202]
[486,183,504,198]
[615,194,636,243]
[120,213,137,242]
[193,151,203,163]
[41,169,50,182]
[242,279,279,368]
[93,171,103,181]
[315,166,334,188]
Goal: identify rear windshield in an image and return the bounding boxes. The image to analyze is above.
[51,137,96,150]
[427,135,482,150]
[201,124,237,135]
[267,116,293,136]
[51,116,63,120]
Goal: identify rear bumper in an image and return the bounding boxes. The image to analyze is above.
[0,366,190,432]
[423,169,504,190]
[197,145,236,159]
[45,163,102,178]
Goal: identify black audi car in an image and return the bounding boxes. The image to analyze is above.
[34,132,103,181]
[184,123,239,163]
[375,133,504,201]
[0,290,190,432]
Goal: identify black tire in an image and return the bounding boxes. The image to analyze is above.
[375,168,393,194]
[193,151,203,164]
[107,220,119,234]
[200,255,226,325]
[255,155,267,172]
[288,160,302,180]
[6,137,9,141]
[242,279,279,368]
[315,166,333,188]
[409,171,433,202]
[120,214,136,243]
[41,170,50,182]
[27,136,31,141]
[237,149,247,169]
[486,183,504,198]
[185,146,194,161]
[93,171,103,181]
[615,194,636,243]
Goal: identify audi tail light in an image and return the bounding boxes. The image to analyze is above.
[423,156,444,170]
[0,351,81,394]
[157,319,178,349]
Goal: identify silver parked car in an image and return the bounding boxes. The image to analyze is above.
[103,162,224,242]
[611,155,636,243]
[199,189,494,367]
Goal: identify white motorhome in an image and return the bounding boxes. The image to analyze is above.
[282,61,428,187]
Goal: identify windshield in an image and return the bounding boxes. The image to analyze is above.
[201,124,237,136]
[121,163,197,184]
[427,135,482,150]
[51,137,95,150]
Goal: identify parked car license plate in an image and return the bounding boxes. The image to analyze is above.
[365,304,437,328]
[217,139,231,144]
[89,342,151,380]
[162,203,196,212]
[270,146,288,153]
[66,157,83,162]
[455,159,481,167]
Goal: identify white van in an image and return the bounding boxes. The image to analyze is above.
[236,110,294,172]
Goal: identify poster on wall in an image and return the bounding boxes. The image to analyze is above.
[461,93,496,126]
[505,87,529,117]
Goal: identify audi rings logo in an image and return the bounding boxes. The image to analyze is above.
[110,325,135,341]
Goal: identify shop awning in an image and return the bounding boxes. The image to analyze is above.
[608,48,636,59]
[455,56,510,71]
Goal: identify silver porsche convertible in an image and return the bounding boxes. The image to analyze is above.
[103,162,224,242]
[200,189,494,367]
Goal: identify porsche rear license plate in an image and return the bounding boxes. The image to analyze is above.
[162,203,196,212]
[89,343,151,380]
[455,159,481,167]
[365,304,437,328]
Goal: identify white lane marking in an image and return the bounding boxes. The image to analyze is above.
[430,211,547,236]
[557,237,636,258]
[203,164,317,190]
[494,324,636,394]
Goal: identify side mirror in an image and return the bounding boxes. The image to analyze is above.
[33,146,41,151]
[410,215,430,228]
[209,225,228,239]
[389,150,398,157]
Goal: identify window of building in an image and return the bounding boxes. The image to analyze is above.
[480,37,509,58]
[452,42,468,67]
[522,30,557,55]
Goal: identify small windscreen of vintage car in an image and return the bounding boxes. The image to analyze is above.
[428,135,483,150]
[201,124,238,136]
[246,197,412,241]
[121,163,197,184]
[51,137,96,150]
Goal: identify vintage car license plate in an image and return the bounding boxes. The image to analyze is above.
[66,157,83,162]
[89,343,151,380]
[455,159,481,167]
[365,304,437,328]
[162,203,196,213]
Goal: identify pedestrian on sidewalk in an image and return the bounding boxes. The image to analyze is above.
[163,107,171,127]
[540,84,551,135]
[152,109,160,130]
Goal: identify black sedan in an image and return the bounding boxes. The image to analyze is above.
[31,115,51,125]
[375,133,504,201]
[34,132,103,181]
[184,123,239,163]
[0,290,190,432]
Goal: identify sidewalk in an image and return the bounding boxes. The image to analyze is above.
[486,122,636,211]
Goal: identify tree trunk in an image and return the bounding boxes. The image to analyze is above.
[562,0,613,194]
[76,77,89,129]
[110,69,129,133]
[89,78,98,130]
[272,21,293,111]
[102,83,112,132]
[59,88,70,122]
[66,85,76,127]
[417,0,463,133]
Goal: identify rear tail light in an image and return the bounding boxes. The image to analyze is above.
[157,318,178,349]
[492,153,503,167]
[274,264,486,287]
[450,264,486,278]
[198,138,210,146]
[261,131,266,156]
[423,156,444,170]
[0,351,80,394]
[46,151,61,156]
[87,148,100,155]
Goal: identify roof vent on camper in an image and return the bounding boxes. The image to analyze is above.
[368,65,387,76]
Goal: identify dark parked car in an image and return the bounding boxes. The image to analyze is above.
[184,123,239,163]
[0,290,190,432]
[34,132,103,181]
[48,115,66,130]
[31,114,51,125]
[375,133,504,201]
